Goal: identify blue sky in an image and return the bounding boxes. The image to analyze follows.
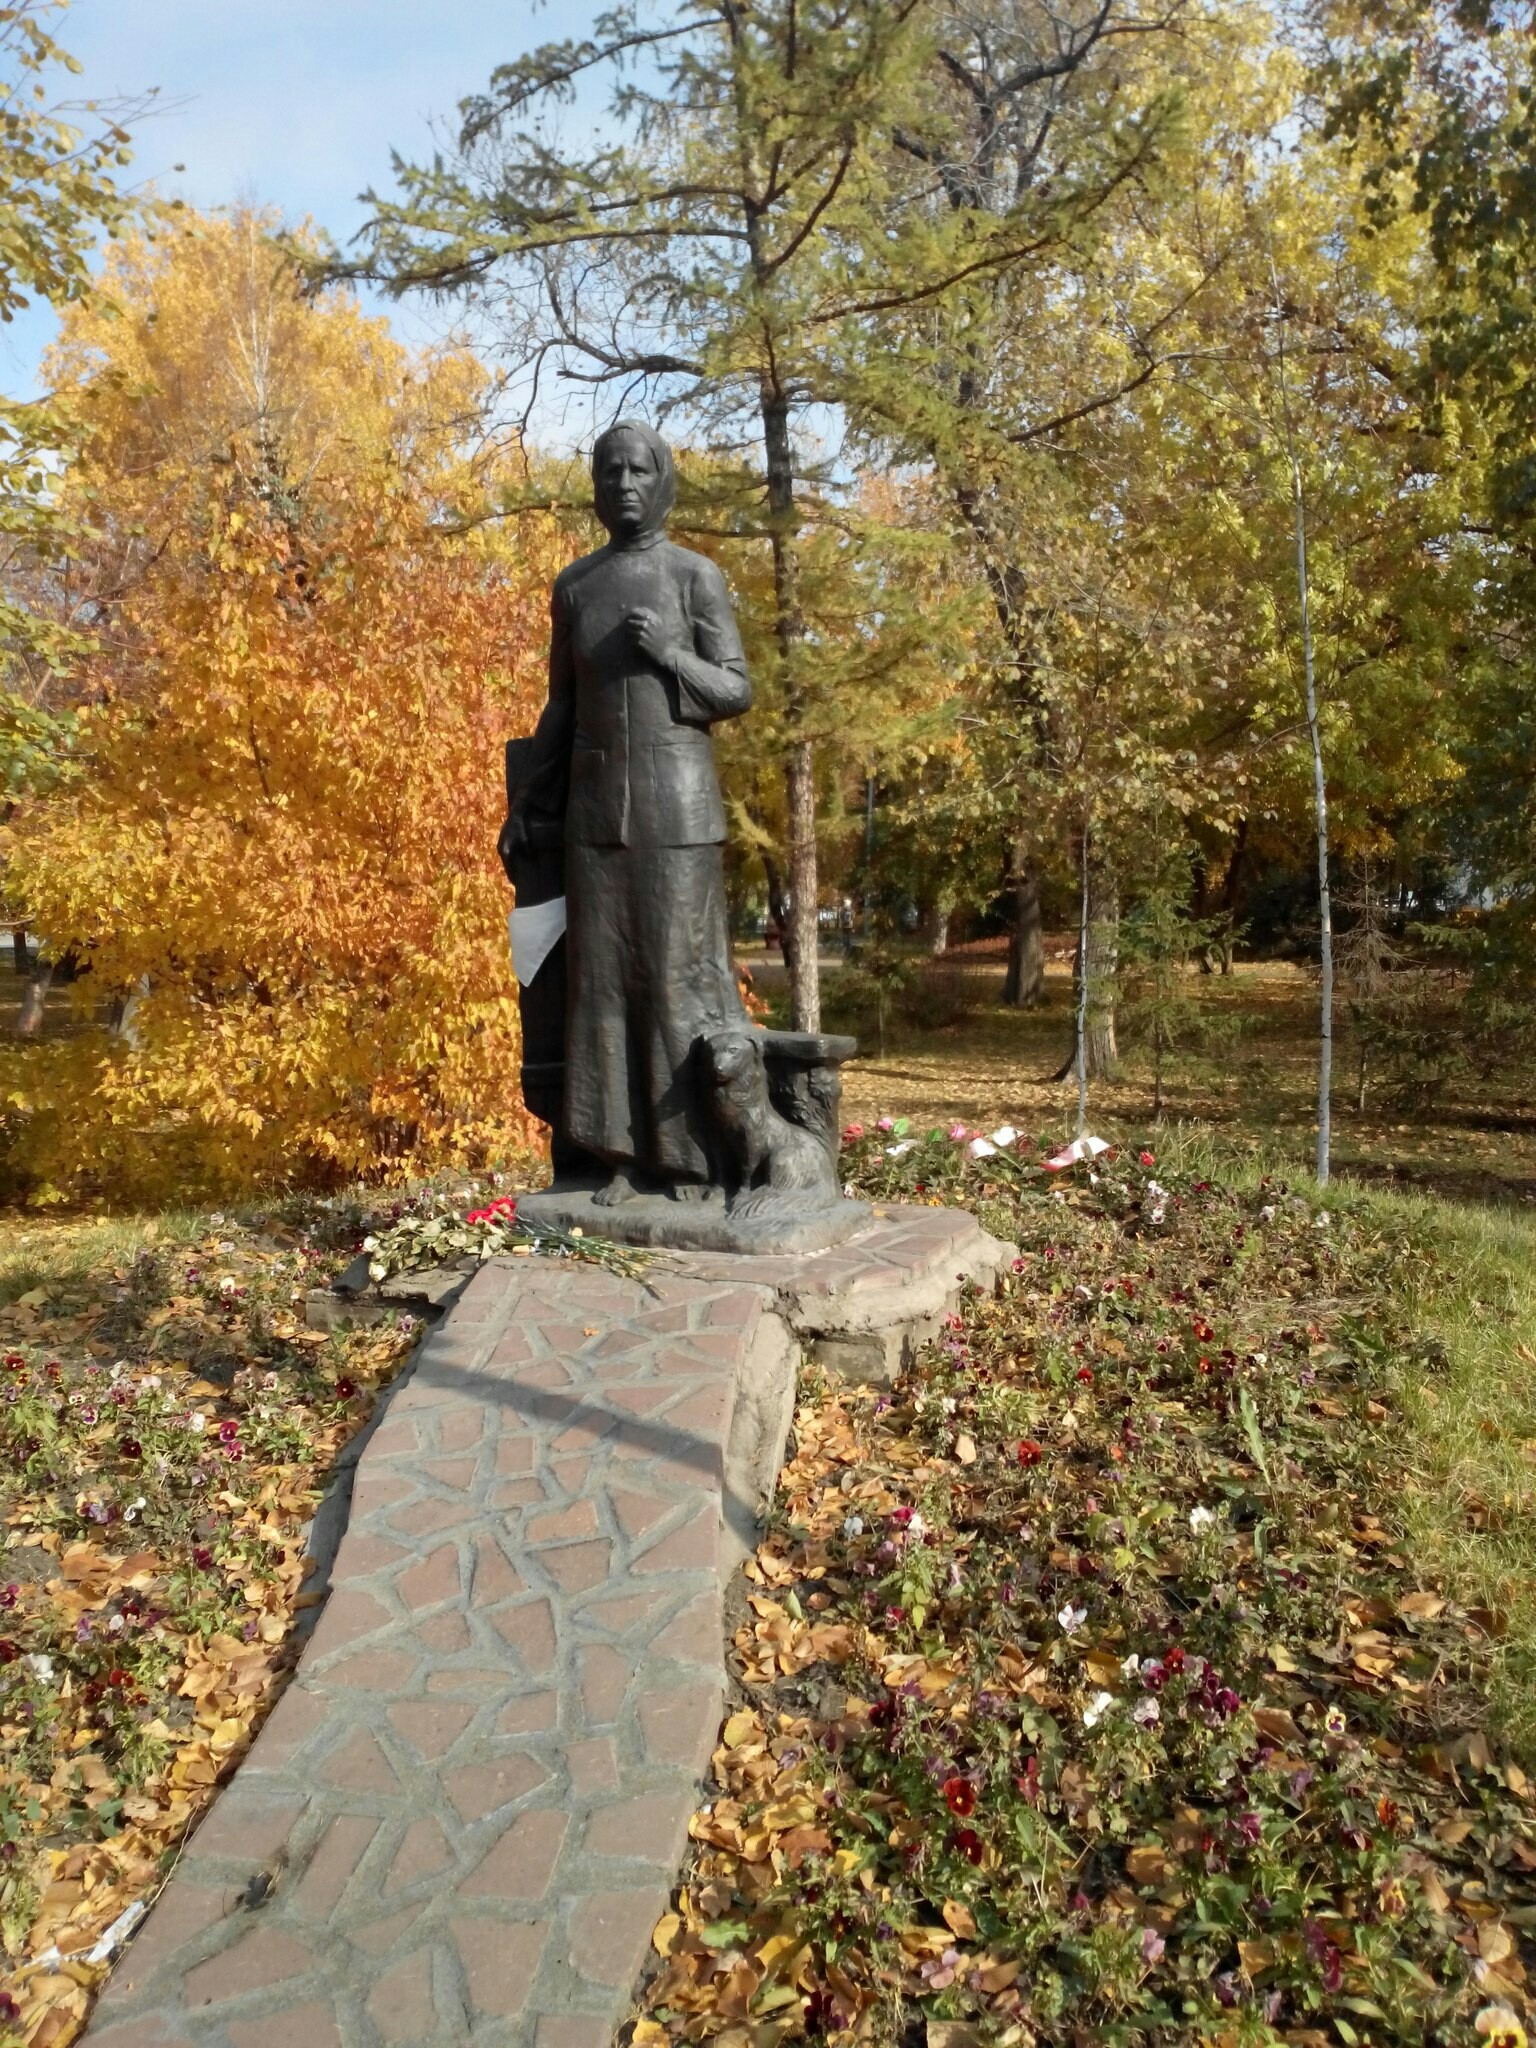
[1,0,595,398]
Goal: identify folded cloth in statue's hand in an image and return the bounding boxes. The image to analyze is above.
[509,897,567,986]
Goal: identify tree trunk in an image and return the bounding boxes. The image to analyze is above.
[758,383,819,1032]
[761,850,788,940]
[1082,859,1119,1078]
[929,903,951,957]
[1271,259,1331,1183]
[1001,845,1044,1007]
[1218,818,1248,975]
[1055,839,1118,1089]
[783,738,820,1031]
[15,961,53,1037]
[11,925,27,976]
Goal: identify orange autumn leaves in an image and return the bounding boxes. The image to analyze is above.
[2,209,567,1198]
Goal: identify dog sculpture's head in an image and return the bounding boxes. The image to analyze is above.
[705,1031,762,1087]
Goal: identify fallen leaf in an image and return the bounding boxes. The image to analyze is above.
[1126,1845,1173,1887]
[942,1899,977,1940]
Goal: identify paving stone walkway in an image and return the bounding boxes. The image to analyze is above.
[84,1258,782,2048]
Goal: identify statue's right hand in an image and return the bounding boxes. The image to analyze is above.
[497,811,527,881]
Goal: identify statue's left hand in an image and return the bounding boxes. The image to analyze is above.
[627,607,676,669]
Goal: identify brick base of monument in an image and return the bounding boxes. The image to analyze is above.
[83,1209,1008,2048]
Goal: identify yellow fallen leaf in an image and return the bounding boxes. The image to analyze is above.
[760,1796,818,1830]
[1396,1590,1446,1622]
[651,1913,682,1957]
[1253,1706,1301,1744]
[977,1957,1021,1993]
[1417,1866,1452,1915]
[1479,1921,1514,1968]
[1126,1845,1173,1887]
[927,2026,987,2048]
[942,1899,977,1940]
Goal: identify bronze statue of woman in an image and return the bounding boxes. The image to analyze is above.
[503,420,754,1206]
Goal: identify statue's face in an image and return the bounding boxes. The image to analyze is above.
[594,431,665,538]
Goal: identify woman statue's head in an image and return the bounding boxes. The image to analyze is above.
[592,420,677,541]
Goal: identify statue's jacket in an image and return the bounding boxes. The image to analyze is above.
[520,533,751,849]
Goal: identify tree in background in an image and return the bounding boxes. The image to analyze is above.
[348,0,949,1033]
[0,0,151,982]
[0,0,144,674]
[0,211,560,1199]
[842,0,1250,1008]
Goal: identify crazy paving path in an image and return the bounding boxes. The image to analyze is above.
[84,1259,781,2048]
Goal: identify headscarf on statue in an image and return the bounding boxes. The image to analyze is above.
[591,419,678,545]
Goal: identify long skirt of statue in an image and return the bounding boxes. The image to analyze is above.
[563,842,750,1185]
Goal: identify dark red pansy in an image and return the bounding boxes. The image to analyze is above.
[943,1776,977,1817]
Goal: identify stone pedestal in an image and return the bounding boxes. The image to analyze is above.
[97,1210,1009,2048]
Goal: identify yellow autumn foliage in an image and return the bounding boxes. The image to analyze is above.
[1,210,565,1199]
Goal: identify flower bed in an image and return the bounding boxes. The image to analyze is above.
[0,1208,422,2047]
[641,1129,1536,2047]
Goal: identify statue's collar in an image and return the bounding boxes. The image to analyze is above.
[607,528,668,554]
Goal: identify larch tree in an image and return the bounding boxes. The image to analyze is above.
[839,0,1242,1013]
[345,0,949,1032]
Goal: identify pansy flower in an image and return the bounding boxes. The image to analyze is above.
[943,1776,977,1817]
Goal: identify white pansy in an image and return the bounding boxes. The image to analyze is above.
[968,1136,998,1159]
[988,1125,1018,1147]
[1057,1602,1086,1634]
[188,1412,206,1434]
[1189,1505,1216,1533]
[842,1515,864,1539]
[25,1654,54,1682]
[885,1140,916,1157]
[907,1511,927,1538]
[1083,1690,1116,1729]
[1133,1695,1161,1727]
[1121,1653,1142,1680]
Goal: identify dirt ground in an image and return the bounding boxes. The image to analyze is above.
[749,952,1536,1208]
